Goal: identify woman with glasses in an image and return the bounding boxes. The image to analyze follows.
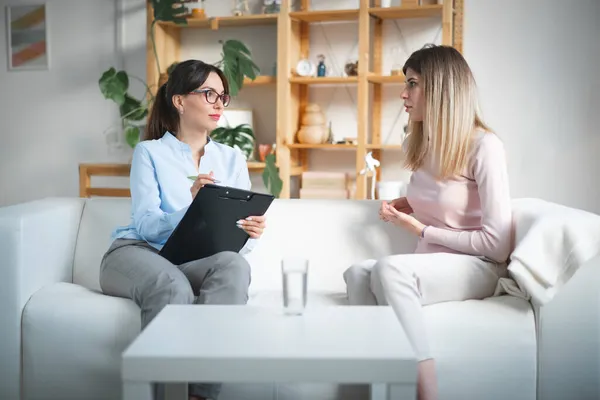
[99,60,265,400]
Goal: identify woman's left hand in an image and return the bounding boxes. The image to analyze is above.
[380,201,425,237]
[237,215,266,239]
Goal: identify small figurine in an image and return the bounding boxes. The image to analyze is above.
[344,60,358,76]
[263,0,281,14]
[317,54,326,77]
[359,152,381,200]
[233,0,250,16]
[326,121,334,143]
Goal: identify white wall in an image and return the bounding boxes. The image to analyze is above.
[0,0,599,213]
[465,0,600,213]
[0,0,131,206]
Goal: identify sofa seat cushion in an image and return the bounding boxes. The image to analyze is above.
[22,284,536,400]
[425,295,537,399]
[21,282,141,400]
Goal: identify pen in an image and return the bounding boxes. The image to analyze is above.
[188,176,221,183]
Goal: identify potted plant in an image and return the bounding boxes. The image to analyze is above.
[209,123,283,198]
[210,123,255,160]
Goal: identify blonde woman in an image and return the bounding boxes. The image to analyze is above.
[343,45,512,400]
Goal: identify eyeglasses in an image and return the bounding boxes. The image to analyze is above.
[189,89,231,107]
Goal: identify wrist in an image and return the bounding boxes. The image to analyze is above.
[419,225,428,238]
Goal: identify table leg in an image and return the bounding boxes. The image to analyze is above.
[123,381,153,400]
[370,383,390,400]
[165,383,188,400]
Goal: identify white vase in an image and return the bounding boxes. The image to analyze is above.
[381,0,392,7]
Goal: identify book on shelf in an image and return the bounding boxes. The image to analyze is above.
[300,171,349,199]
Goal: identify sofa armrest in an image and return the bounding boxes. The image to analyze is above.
[535,254,600,400]
[0,197,85,400]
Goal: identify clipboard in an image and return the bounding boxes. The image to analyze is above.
[159,184,275,265]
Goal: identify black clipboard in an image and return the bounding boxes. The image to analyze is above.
[159,184,275,265]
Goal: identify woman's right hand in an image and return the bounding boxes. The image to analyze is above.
[190,171,217,199]
[380,196,413,221]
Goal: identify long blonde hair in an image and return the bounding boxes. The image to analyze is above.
[402,44,492,179]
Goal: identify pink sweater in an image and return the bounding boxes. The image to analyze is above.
[406,130,512,264]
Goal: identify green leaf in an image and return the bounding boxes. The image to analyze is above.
[222,40,252,58]
[239,60,258,81]
[210,124,255,160]
[151,0,188,24]
[99,67,128,105]
[262,153,282,198]
[124,125,140,148]
[119,94,148,121]
[222,55,243,96]
[219,39,261,96]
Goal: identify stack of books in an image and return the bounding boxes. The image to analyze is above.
[299,171,349,199]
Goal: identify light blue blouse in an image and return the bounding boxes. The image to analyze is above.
[112,132,256,253]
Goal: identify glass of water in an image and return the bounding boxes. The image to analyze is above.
[281,258,308,315]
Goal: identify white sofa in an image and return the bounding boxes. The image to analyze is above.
[1,197,598,400]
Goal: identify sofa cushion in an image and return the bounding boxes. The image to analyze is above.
[21,282,140,400]
[73,198,132,291]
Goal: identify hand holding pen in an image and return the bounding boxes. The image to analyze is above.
[189,171,220,199]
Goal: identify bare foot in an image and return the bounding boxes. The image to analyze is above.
[417,359,439,400]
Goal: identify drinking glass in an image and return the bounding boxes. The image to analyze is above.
[281,258,308,315]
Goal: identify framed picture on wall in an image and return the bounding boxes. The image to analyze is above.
[6,3,49,71]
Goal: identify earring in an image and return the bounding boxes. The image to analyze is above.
[179,109,184,115]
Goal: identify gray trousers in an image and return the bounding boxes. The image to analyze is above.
[100,239,252,400]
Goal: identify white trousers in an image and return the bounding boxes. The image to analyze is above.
[343,253,507,361]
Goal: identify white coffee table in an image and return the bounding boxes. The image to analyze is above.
[122,305,417,400]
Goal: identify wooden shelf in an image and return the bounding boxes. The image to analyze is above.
[287,143,357,150]
[247,161,303,176]
[159,14,278,29]
[244,76,276,86]
[247,161,266,170]
[290,76,358,85]
[289,9,359,23]
[369,5,444,20]
[366,144,403,150]
[368,74,406,84]
[289,166,304,176]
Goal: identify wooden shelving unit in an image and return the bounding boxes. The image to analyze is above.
[145,0,463,200]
